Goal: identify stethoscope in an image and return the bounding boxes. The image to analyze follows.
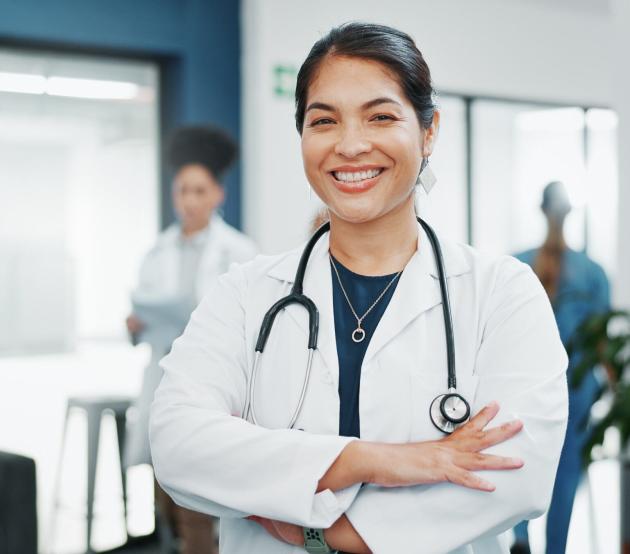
[243,217,470,434]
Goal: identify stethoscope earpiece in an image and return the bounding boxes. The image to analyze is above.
[429,390,470,434]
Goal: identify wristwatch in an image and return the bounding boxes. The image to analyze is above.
[303,527,337,553]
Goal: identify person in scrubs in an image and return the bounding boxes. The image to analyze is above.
[126,125,257,553]
[511,181,610,554]
[150,23,568,554]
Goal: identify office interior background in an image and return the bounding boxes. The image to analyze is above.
[1,0,629,552]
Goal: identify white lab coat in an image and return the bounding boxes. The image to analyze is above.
[126,214,257,467]
[132,214,258,305]
[150,223,568,554]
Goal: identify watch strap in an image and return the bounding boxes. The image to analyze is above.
[303,527,336,553]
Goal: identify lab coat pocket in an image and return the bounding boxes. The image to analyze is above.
[409,371,479,442]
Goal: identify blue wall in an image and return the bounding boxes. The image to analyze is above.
[0,0,242,228]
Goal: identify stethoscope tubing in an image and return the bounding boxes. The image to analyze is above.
[243,217,464,430]
[417,219,457,390]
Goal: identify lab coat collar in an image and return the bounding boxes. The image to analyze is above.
[266,223,470,282]
[157,213,226,248]
[267,232,339,378]
[265,223,471,373]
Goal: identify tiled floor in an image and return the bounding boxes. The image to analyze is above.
[101,533,162,554]
[0,340,153,553]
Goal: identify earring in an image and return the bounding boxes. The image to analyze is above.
[416,157,437,194]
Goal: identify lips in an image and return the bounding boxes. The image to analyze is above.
[329,167,385,194]
[332,168,383,182]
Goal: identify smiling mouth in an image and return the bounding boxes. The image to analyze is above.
[331,168,384,183]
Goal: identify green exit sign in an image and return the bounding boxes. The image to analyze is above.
[273,64,297,98]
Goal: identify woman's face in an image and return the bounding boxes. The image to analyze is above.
[172,164,225,231]
[301,55,438,225]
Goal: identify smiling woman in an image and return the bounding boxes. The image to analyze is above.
[298,26,437,238]
[300,56,436,249]
[150,22,568,554]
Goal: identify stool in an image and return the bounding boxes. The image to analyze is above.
[48,396,132,554]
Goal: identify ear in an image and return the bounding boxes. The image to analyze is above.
[216,184,226,207]
[422,109,440,158]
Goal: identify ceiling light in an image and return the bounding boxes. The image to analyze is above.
[46,77,140,100]
[0,71,47,95]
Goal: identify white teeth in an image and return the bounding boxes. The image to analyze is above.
[333,168,382,182]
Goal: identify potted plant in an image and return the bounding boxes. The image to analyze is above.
[569,309,630,553]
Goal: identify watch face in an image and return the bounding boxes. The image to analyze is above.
[303,528,333,553]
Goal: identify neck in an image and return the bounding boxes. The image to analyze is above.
[328,197,418,276]
[181,217,210,237]
[543,218,566,250]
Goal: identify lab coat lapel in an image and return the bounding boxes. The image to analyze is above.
[157,225,181,297]
[362,229,441,367]
[266,233,340,384]
[198,217,223,277]
[362,225,471,367]
[302,235,339,382]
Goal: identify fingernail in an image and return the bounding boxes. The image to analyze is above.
[482,482,496,492]
[511,458,524,467]
[487,401,498,409]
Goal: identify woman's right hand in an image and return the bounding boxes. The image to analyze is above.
[367,402,524,492]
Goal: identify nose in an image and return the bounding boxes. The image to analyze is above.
[334,124,372,158]
[182,194,199,210]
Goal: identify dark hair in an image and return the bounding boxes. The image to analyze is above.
[167,125,238,182]
[541,181,570,213]
[295,22,436,133]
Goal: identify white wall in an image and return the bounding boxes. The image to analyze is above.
[611,0,630,309]
[242,0,613,250]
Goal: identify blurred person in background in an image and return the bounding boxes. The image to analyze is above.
[125,125,257,553]
[511,181,610,554]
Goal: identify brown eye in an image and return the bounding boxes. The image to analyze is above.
[310,118,335,126]
[371,114,394,122]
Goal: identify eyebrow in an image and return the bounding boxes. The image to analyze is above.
[362,97,403,110]
[305,96,403,113]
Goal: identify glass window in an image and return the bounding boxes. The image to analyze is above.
[0,49,160,352]
[417,95,467,243]
[472,101,586,257]
[585,108,618,279]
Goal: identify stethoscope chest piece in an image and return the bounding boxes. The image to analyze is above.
[430,389,471,434]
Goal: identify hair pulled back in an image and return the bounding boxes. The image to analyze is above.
[295,22,436,133]
[167,125,238,181]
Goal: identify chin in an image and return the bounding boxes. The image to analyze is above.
[330,203,382,225]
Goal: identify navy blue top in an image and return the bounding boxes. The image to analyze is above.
[330,255,401,438]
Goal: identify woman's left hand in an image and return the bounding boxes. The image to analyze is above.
[247,515,304,546]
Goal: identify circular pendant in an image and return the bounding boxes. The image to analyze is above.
[352,328,366,343]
